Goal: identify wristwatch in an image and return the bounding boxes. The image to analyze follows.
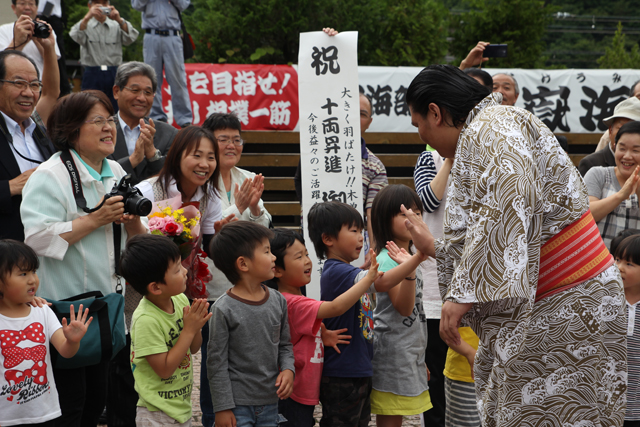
[148,149,162,162]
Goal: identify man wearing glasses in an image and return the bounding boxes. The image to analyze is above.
[70,0,139,113]
[0,0,61,77]
[109,61,178,185]
[0,50,56,241]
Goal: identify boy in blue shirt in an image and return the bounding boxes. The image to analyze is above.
[307,202,425,426]
[120,234,212,426]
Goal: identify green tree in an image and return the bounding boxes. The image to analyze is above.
[184,0,448,66]
[450,0,555,68]
[597,22,640,68]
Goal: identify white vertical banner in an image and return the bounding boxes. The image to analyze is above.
[298,31,363,300]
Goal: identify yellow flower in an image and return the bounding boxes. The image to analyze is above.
[148,212,165,219]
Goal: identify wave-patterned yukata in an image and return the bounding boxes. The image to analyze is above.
[435,93,627,427]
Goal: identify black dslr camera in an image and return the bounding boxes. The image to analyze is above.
[106,175,152,216]
[32,20,51,38]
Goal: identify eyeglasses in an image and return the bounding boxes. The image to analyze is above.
[84,116,117,127]
[15,1,37,7]
[123,86,155,97]
[0,79,43,93]
[217,137,244,147]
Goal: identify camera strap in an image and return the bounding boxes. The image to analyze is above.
[60,150,123,291]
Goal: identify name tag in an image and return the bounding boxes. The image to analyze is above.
[101,65,108,71]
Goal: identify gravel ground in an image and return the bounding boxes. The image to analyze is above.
[189,351,423,427]
[98,350,423,426]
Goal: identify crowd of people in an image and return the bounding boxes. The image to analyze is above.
[0,10,640,427]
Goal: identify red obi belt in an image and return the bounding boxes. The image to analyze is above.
[536,210,613,302]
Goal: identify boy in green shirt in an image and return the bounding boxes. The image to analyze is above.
[120,234,212,425]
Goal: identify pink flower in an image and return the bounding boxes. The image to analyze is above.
[148,216,167,232]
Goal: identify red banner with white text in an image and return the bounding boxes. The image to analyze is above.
[161,64,299,130]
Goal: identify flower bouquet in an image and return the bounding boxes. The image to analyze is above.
[148,195,211,299]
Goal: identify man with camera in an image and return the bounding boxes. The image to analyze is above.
[70,0,139,113]
[0,0,61,76]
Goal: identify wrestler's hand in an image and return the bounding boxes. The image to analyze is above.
[401,204,435,258]
[440,301,472,346]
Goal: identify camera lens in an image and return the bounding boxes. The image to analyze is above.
[32,21,50,38]
[124,194,152,216]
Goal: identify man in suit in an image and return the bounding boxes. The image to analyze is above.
[0,50,56,241]
[110,61,178,185]
[578,96,640,177]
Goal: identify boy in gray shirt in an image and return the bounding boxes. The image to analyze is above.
[208,221,295,427]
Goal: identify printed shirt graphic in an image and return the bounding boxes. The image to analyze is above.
[0,306,62,426]
[282,293,324,405]
[372,249,429,396]
[320,258,374,378]
[131,294,193,423]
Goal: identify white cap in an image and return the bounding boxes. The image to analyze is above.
[603,96,640,127]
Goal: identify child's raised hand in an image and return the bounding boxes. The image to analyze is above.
[275,369,295,399]
[386,241,411,264]
[183,299,212,332]
[61,304,93,344]
[28,296,52,308]
[320,323,351,353]
[366,250,383,283]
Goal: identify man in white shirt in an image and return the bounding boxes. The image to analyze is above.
[0,0,61,76]
[36,0,71,95]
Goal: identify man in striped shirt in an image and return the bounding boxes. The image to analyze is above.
[359,92,388,254]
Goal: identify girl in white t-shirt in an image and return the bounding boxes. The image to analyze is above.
[0,240,92,426]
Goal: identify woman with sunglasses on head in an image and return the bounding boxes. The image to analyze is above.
[20,90,147,427]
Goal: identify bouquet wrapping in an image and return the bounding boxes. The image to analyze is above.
[148,195,211,299]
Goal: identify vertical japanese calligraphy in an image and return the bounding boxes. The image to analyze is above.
[299,31,362,299]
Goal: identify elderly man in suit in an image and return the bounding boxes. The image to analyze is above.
[110,61,178,185]
[0,50,56,241]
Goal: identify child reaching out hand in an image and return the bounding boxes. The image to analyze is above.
[268,228,382,427]
[308,201,426,426]
[369,185,431,427]
[0,240,92,426]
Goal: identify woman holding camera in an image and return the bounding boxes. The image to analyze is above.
[21,90,147,427]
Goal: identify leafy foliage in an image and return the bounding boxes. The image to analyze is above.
[183,0,448,66]
[597,22,640,68]
[449,0,556,68]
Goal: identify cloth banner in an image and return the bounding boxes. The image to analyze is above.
[161,65,640,134]
[298,31,363,300]
[160,63,298,130]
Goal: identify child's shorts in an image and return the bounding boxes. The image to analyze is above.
[370,389,432,416]
[135,406,192,426]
